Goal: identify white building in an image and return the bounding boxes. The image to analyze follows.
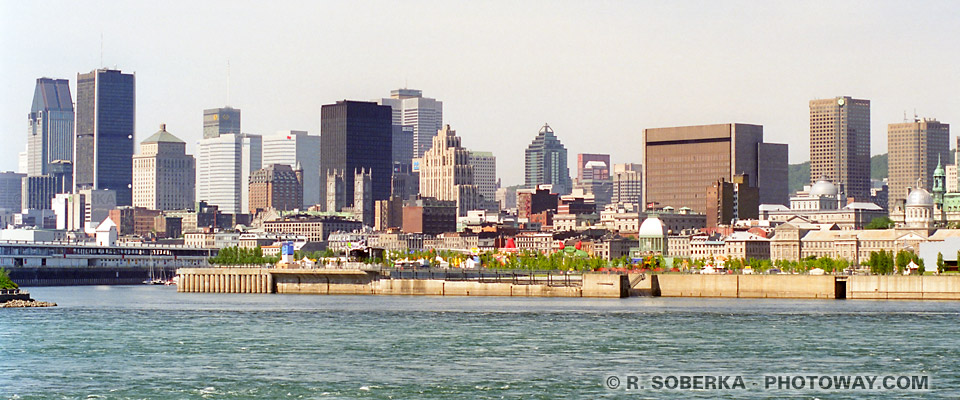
[133,124,195,211]
[53,189,116,232]
[468,151,497,202]
[612,163,642,206]
[262,130,321,208]
[419,125,479,217]
[377,89,443,158]
[197,133,261,215]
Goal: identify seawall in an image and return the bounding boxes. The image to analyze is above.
[176,268,628,298]
[10,267,179,286]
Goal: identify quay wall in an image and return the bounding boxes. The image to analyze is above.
[654,275,837,299]
[176,268,627,298]
[10,267,179,287]
[847,276,960,300]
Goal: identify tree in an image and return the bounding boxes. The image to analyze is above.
[937,252,945,274]
[864,216,894,230]
[0,268,18,290]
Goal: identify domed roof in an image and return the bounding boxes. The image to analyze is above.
[906,188,934,206]
[809,180,839,197]
[638,216,667,237]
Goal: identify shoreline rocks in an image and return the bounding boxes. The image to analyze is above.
[1,299,57,308]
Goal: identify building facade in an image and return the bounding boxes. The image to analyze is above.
[419,125,479,217]
[262,130,321,208]
[377,89,443,158]
[524,123,572,195]
[197,133,262,215]
[0,172,24,212]
[74,69,136,206]
[248,164,303,214]
[133,124,196,211]
[468,151,497,202]
[319,101,393,211]
[809,96,871,201]
[27,78,74,177]
[612,163,642,206]
[642,123,788,213]
[887,117,950,210]
[203,107,241,139]
[20,161,71,210]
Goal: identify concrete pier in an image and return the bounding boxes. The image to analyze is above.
[177,268,273,294]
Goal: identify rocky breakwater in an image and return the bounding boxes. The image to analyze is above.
[1,299,57,308]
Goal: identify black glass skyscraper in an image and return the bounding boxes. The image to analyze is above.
[75,69,136,206]
[320,101,392,211]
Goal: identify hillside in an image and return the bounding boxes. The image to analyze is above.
[787,154,889,195]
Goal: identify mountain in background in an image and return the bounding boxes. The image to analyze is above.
[787,154,889,195]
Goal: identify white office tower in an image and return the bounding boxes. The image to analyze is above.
[197,133,262,214]
[262,130,321,208]
[468,151,497,201]
[377,89,443,158]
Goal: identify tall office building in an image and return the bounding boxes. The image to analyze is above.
[887,117,950,209]
[248,164,303,214]
[642,123,788,214]
[132,124,196,211]
[577,154,610,181]
[197,133,261,214]
[612,163,642,206]
[392,125,415,167]
[377,89,443,158]
[0,172,25,211]
[420,125,479,216]
[468,151,497,201]
[203,107,241,139]
[27,78,74,176]
[524,123,572,195]
[810,96,871,201]
[74,69,136,206]
[319,101,392,211]
[21,161,72,210]
[262,130,321,208]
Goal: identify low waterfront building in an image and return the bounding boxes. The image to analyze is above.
[759,180,886,229]
[514,232,557,253]
[0,240,214,268]
[263,214,362,242]
[592,236,634,260]
[402,197,457,235]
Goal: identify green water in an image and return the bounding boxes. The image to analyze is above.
[2,285,959,399]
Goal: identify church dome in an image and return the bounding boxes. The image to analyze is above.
[906,188,934,206]
[809,180,839,197]
[638,216,667,237]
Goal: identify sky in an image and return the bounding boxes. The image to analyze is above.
[2,1,958,187]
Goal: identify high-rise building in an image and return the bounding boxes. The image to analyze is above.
[612,163,642,206]
[27,78,74,176]
[248,164,303,214]
[392,125,415,167]
[203,107,241,139]
[132,124,196,211]
[419,125,479,216]
[262,130,321,207]
[0,172,25,212]
[468,151,497,202]
[197,133,261,215]
[642,123,788,213]
[809,96,871,201]
[74,69,136,206]
[319,101,392,211]
[577,154,610,182]
[524,124,572,195]
[706,174,759,227]
[21,161,72,210]
[887,117,950,209]
[377,89,443,158]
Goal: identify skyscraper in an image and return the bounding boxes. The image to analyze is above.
[377,89,443,158]
[887,117,950,209]
[0,172,25,212]
[420,125,480,216]
[524,123,572,195]
[74,69,136,206]
[132,124,196,211]
[203,107,241,139]
[809,96,871,201]
[248,164,303,214]
[319,101,392,211]
[197,133,261,214]
[642,123,788,213]
[262,130,321,208]
[27,78,74,176]
[576,154,610,182]
[611,163,642,206]
[468,151,497,202]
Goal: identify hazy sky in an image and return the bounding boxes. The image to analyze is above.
[2,1,958,186]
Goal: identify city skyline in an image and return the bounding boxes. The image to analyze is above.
[2,2,959,186]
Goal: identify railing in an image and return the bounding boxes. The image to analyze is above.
[381,267,584,287]
[0,288,24,295]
